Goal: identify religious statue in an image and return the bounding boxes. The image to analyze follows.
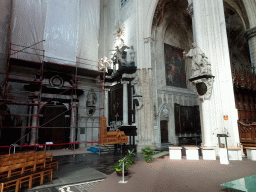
[98,56,113,73]
[130,46,136,63]
[184,43,214,100]
[115,44,130,66]
[200,53,211,75]
[184,43,212,77]
[162,106,169,119]
[86,89,97,107]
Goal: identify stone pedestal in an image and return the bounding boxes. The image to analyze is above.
[201,147,216,160]
[185,146,199,160]
[228,147,242,161]
[169,147,182,160]
[219,148,229,164]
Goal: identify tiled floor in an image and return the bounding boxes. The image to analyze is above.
[25,152,127,192]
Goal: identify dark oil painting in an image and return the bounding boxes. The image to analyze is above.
[164,44,186,88]
[174,103,201,134]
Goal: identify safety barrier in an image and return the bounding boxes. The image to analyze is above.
[0,142,82,154]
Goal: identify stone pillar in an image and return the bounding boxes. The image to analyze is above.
[70,101,77,144]
[122,81,128,125]
[30,100,38,145]
[104,89,109,120]
[190,0,239,147]
[244,27,256,69]
[136,69,154,152]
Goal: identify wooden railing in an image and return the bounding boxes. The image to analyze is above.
[238,121,256,144]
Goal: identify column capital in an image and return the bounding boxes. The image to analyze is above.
[121,80,129,85]
[244,27,256,40]
[144,37,154,44]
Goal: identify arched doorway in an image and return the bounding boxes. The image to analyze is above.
[152,0,200,147]
[39,101,70,149]
[160,120,168,143]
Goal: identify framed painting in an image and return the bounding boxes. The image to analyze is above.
[164,44,186,88]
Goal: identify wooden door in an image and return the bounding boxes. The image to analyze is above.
[160,120,168,143]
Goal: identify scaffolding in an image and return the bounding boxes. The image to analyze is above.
[0,41,105,153]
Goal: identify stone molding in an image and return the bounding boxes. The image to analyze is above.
[191,77,214,100]
[157,86,197,97]
[244,27,256,40]
[121,80,129,84]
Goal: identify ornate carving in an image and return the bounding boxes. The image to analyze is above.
[132,72,143,110]
[162,105,169,119]
[187,2,193,16]
[86,89,97,107]
[152,0,165,25]
[192,77,214,100]
[244,26,256,40]
[184,43,212,78]
[184,43,214,100]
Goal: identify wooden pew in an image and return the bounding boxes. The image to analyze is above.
[0,155,53,192]
[45,153,59,171]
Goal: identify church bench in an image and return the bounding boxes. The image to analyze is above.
[0,155,48,179]
[0,168,53,192]
[244,147,256,161]
[0,152,59,174]
[45,153,59,171]
[169,147,182,160]
[184,146,199,160]
[227,147,242,160]
[201,147,216,160]
[0,160,53,192]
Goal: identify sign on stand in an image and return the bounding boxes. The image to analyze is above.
[118,160,128,184]
[219,148,229,164]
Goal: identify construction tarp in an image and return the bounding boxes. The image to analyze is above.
[10,0,100,69]
[11,0,47,63]
[0,0,12,74]
[77,0,100,70]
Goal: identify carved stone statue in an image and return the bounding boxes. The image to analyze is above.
[184,43,212,77]
[200,53,211,75]
[184,43,214,100]
[130,46,136,63]
[162,106,169,119]
[116,44,130,66]
[87,89,97,107]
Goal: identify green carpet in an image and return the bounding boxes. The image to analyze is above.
[152,151,169,159]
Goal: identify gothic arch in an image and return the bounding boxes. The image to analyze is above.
[159,102,171,120]
[224,0,250,29]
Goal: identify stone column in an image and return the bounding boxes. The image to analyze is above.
[244,27,256,69]
[104,89,109,120]
[122,81,128,125]
[190,0,239,147]
[136,69,154,152]
[70,101,77,144]
[30,100,38,145]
